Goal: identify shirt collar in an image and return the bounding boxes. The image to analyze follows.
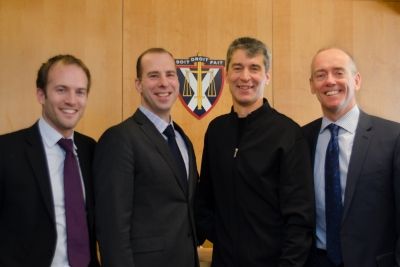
[38,117,75,149]
[139,106,173,133]
[320,105,360,134]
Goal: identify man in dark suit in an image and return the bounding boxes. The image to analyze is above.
[0,55,99,267]
[195,37,315,267]
[303,47,400,267]
[94,48,199,267]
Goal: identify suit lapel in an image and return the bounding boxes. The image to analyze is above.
[74,134,92,206]
[309,119,322,167]
[187,141,197,199]
[342,111,373,222]
[133,110,188,196]
[174,123,197,198]
[25,123,55,221]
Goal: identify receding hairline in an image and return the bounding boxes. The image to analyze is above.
[141,50,174,61]
[36,54,91,93]
[310,47,358,77]
[136,48,175,79]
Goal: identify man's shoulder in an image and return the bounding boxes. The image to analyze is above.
[365,113,400,129]
[172,121,192,140]
[0,124,37,144]
[74,131,96,146]
[269,108,302,129]
[207,113,232,131]
[97,114,144,146]
[302,118,322,131]
[211,113,231,123]
[358,112,400,139]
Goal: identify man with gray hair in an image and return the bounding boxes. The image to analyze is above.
[196,37,315,267]
[303,47,400,267]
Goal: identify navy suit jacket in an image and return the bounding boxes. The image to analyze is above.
[0,122,99,267]
[302,111,400,267]
[94,109,199,267]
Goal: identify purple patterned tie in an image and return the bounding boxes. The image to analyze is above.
[58,138,90,267]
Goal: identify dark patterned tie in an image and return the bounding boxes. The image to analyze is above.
[325,124,343,266]
[58,138,90,267]
[163,125,188,190]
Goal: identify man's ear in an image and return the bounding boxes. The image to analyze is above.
[354,72,362,92]
[36,88,46,104]
[135,78,142,94]
[310,78,316,95]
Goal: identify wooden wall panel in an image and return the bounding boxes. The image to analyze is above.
[0,0,399,262]
[353,1,400,122]
[273,0,400,126]
[1,0,399,141]
[273,0,356,125]
[123,0,273,166]
[0,0,123,139]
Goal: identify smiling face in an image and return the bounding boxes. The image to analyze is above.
[310,48,361,121]
[37,62,88,137]
[135,52,179,122]
[227,49,270,116]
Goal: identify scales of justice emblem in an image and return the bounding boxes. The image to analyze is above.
[176,55,225,119]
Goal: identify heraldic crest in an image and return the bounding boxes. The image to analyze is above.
[176,55,225,119]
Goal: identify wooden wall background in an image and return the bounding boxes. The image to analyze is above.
[1,0,400,169]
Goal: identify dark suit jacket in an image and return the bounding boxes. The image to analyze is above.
[302,111,400,267]
[93,109,199,267]
[0,122,99,267]
[196,101,315,267]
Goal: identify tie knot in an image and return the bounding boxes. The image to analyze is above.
[327,123,340,137]
[58,138,74,153]
[163,125,175,139]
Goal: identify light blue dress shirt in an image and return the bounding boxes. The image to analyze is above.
[314,105,359,249]
[38,117,84,267]
[139,106,189,178]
